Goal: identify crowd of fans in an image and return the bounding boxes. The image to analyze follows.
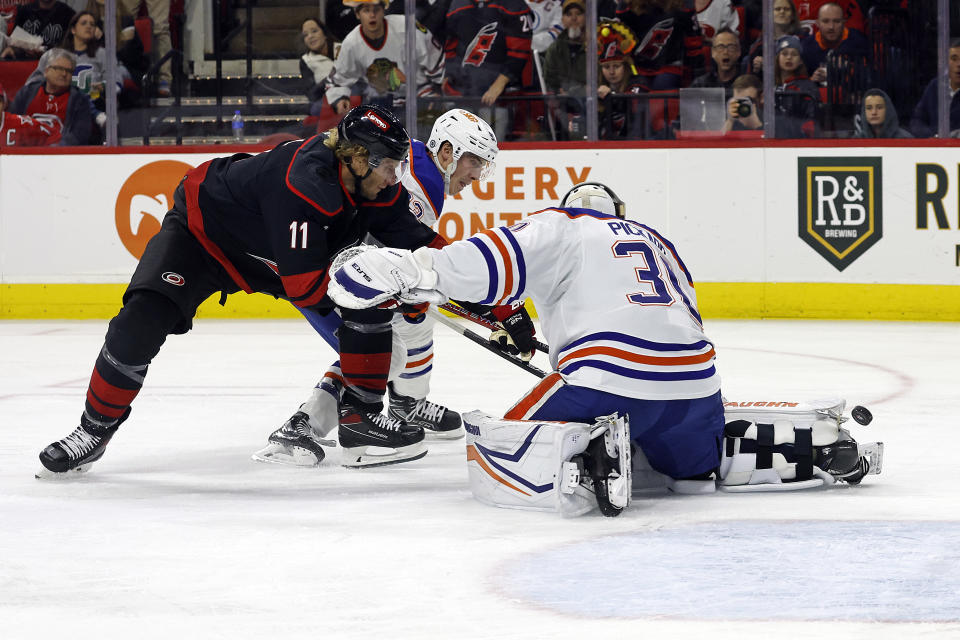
[1,0,958,146]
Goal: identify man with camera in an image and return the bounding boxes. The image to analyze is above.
[722,73,763,133]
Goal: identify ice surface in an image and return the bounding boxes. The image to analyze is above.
[2,318,959,639]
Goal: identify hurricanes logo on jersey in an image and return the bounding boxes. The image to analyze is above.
[463,22,499,68]
[635,18,675,62]
[797,157,883,272]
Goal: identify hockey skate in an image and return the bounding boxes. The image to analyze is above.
[36,410,128,479]
[251,410,335,467]
[388,383,464,439]
[338,404,427,468]
[571,415,632,517]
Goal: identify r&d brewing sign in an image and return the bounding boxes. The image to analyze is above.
[797,157,882,271]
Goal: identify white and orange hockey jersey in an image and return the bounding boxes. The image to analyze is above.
[428,207,721,400]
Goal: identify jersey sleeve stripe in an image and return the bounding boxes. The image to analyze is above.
[478,228,515,304]
[284,136,343,217]
[466,236,499,305]
[500,226,526,303]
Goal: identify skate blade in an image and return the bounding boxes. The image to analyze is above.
[35,464,92,480]
[340,442,428,468]
[424,426,465,440]
[251,443,323,468]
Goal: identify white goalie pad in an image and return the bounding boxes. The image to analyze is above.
[463,411,631,517]
[720,398,883,492]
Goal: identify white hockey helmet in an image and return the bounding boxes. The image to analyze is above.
[560,182,626,219]
[427,109,498,195]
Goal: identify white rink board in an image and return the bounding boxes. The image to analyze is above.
[1,146,958,285]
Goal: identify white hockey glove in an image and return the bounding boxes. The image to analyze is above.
[327,245,444,309]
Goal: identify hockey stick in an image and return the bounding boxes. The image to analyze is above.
[438,302,551,354]
[428,308,548,379]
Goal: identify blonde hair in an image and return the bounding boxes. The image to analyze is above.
[323,127,370,164]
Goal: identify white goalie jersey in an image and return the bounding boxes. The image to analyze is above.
[429,208,721,400]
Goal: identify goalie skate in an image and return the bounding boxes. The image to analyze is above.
[251,411,335,467]
[338,405,427,468]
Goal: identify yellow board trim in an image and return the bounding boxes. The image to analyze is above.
[2,282,959,322]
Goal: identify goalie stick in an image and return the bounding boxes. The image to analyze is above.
[439,302,551,354]
[428,308,549,379]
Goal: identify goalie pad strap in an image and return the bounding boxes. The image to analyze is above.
[756,423,774,471]
[794,427,813,481]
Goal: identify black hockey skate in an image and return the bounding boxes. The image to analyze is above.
[815,433,874,485]
[251,410,334,467]
[338,403,427,468]
[37,409,129,478]
[388,383,464,439]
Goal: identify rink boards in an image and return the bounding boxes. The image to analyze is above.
[1,141,958,320]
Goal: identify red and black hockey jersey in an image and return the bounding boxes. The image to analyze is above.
[174,136,444,312]
[443,0,533,94]
[615,5,706,89]
[0,111,62,146]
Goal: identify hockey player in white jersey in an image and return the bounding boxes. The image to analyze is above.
[253,108,511,467]
[326,182,881,513]
[325,0,444,115]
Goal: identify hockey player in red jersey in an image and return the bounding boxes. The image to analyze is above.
[0,80,63,146]
[36,104,448,478]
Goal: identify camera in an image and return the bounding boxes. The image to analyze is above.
[735,98,753,118]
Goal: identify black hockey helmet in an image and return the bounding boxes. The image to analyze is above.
[337,104,409,168]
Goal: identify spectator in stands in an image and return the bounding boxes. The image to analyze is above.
[9,47,92,144]
[721,73,763,133]
[744,0,800,77]
[852,87,911,138]
[543,0,586,94]
[82,0,149,90]
[773,34,818,138]
[690,27,741,100]
[543,0,587,138]
[795,0,864,36]
[616,0,706,90]
[4,0,74,58]
[0,78,64,145]
[299,18,339,114]
[909,38,960,138]
[596,19,645,139]
[326,0,443,116]
[119,0,172,96]
[693,0,739,47]
[800,2,869,89]
[443,0,532,107]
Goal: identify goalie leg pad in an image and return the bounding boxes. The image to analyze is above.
[463,411,631,517]
[719,398,883,492]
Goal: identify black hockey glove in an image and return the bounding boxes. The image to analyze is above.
[488,302,536,362]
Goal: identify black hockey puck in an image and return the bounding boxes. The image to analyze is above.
[851,405,873,425]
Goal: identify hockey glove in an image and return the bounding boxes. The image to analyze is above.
[488,302,536,362]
